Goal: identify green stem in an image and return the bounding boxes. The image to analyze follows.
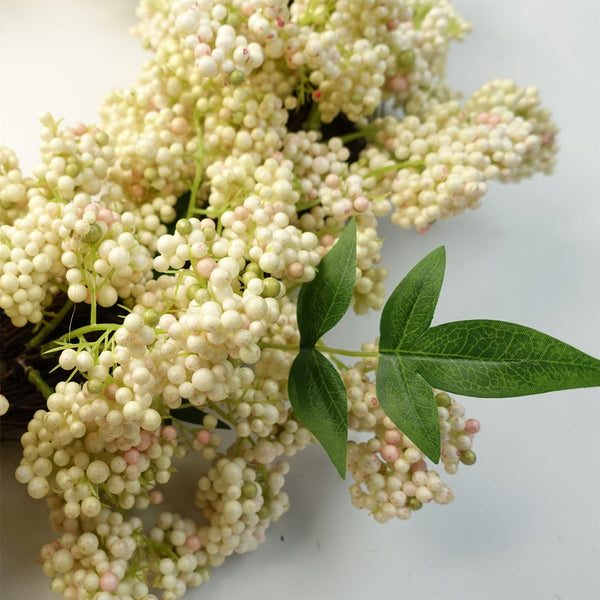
[53,323,120,344]
[27,300,74,349]
[258,342,379,359]
[90,288,97,326]
[188,206,219,216]
[305,102,322,130]
[339,127,378,143]
[295,198,322,212]
[186,109,205,219]
[328,353,350,371]
[205,401,234,426]
[259,342,298,352]
[365,160,425,179]
[17,359,53,399]
[50,279,68,293]
[316,344,380,358]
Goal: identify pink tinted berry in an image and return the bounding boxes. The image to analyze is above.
[185,535,202,551]
[380,444,400,463]
[123,448,140,465]
[196,430,211,445]
[465,418,481,434]
[161,425,178,441]
[99,571,119,592]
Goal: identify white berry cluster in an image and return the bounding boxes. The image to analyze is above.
[344,352,480,523]
[39,507,213,599]
[398,0,472,116]
[348,79,558,230]
[155,0,471,123]
[2,1,559,598]
[280,131,390,310]
[0,145,29,224]
[32,112,116,201]
[15,380,178,517]
[464,78,558,180]
[195,456,290,564]
[0,192,67,326]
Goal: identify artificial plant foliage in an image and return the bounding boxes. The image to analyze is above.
[378,245,446,351]
[405,320,600,398]
[289,219,357,475]
[296,219,357,347]
[375,246,600,462]
[290,240,600,470]
[288,348,348,477]
[375,355,440,462]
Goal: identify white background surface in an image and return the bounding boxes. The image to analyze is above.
[1,1,599,599]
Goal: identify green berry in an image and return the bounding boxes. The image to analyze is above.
[122,296,135,309]
[245,262,262,275]
[94,131,109,146]
[397,49,416,68]
[226,12,240,27]
[142,468,156,483]
[87,379,104,395]
[144,167,158,182]
[257,505,270,519]
[435,392,451,408]
[176,218,192,236]
[242,271,259,285]
[407,497,422,510]
[143,308,160,327]
[262,277,281,298]
[459,450,477,466]
[82,223,102,244]
[203,227,216,241]
[187,284,201,300]
[65,163,80,177]
[241,482,258,499]
[229,69,245,86]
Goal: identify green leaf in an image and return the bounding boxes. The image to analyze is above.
[169,406,230,429]
[376,354,440,462]
[296,219,357,348]
[288,348,348,477]
[376,246,600,464]
[380,246,445,350]
[403,319,600,397]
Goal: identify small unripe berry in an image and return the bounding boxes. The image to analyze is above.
[435,392,451,408]
[459,450,477,465]
[82,222,102,244]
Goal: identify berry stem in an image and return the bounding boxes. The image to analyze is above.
[304,102,322,130]
[49,323,121,346]
[316,344,379,358]
[328,353,350,371]
[365,159,425,179]
[258,342,298,352]
[205,401,234,426]
[259,341,379,359]
[295,198,322,212]
[339,126,378,143]
[186,108,205,219]
[16,358,53,399]
[27,300,74,349]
